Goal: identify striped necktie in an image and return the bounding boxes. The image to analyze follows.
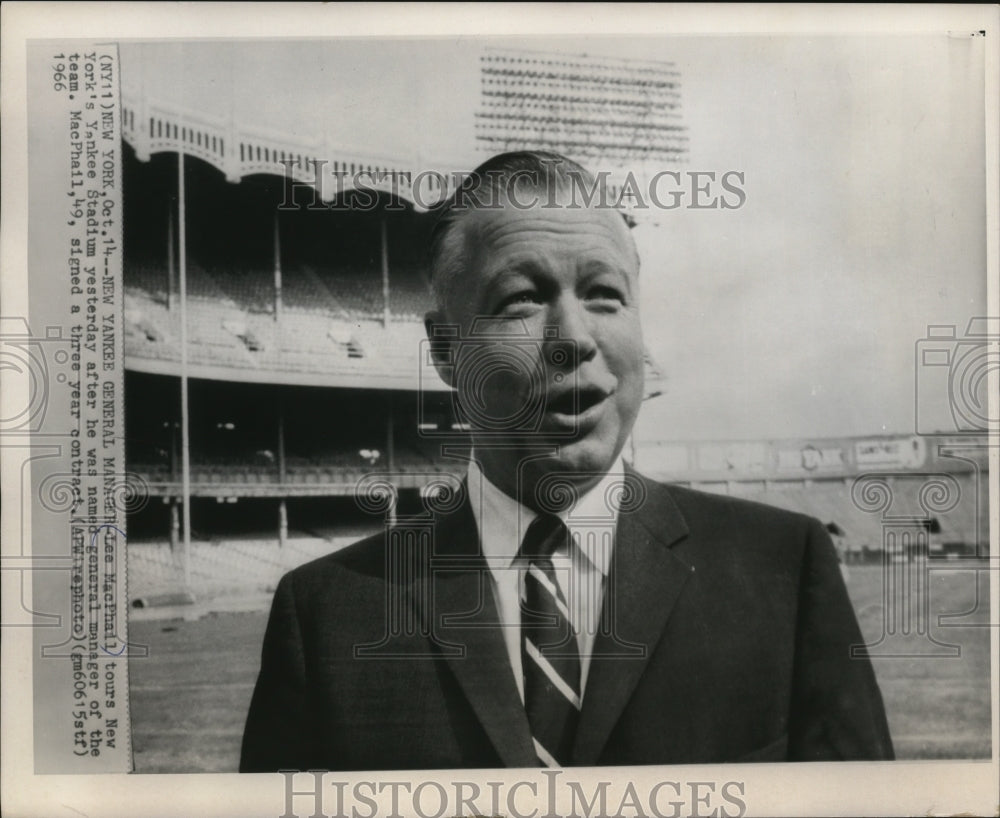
[518,513,580,767]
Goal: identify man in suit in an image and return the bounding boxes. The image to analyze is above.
[240,151,893,771]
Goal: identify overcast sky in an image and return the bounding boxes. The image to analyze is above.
[120,35,988,442]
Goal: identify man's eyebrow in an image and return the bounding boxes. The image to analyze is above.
[578,258,628,278]
[480,264,543,305]
[484,258,547,279]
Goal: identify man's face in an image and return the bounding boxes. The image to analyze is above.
[427,194,645,505]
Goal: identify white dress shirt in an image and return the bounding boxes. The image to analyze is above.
[466,457,625,703]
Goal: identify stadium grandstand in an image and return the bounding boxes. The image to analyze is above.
[121,47,988,605]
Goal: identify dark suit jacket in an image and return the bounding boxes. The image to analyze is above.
[240,468,893,771]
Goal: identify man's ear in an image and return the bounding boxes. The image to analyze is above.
[424,309,456,388]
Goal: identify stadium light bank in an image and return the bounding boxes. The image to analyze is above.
[276,159,747,213]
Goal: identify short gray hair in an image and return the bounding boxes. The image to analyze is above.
[427,150,636,310]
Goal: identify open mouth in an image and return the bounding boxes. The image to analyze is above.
[546,385,610,417]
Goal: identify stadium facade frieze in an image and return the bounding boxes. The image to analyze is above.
[636,433,989,484]
[136,468,466,498]
[121,96,737,216]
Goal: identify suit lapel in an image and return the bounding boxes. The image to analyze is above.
[414,495,538,768]
[572,468,692,765]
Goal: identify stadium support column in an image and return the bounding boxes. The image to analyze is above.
[278,500,288,549]
[273,210,283,322]
[169,500,179,552]
[178,150,192,591]
[167,203,175,311]
[386,393,395,525]
[277,396,286,483]
[386,391,395,472]
[381,215,390,327]
[168,409,179,553]
[277,395,287,547]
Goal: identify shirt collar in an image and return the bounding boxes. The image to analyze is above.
[467,455,625,580]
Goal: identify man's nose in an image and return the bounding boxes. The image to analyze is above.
[544,297,597,368]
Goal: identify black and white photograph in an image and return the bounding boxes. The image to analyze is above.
[2,4,997,818]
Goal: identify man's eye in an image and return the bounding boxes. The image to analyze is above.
[587,286,625,305]
[496,292,542,314]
